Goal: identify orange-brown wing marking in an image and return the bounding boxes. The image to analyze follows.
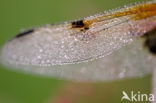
[84,3,156,26]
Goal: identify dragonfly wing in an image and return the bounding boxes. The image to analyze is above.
[1,16,154,66]
[1,38,155,82]
[1,1,156,81]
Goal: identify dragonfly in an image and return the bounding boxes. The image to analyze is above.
[1,0,156,82]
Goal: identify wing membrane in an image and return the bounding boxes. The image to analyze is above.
[1,1,156,81]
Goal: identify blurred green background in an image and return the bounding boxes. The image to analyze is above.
[0,0,151,103]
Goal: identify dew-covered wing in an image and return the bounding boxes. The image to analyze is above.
[1,1,156,81]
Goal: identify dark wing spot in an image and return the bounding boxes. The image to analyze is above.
[15,29,34,38]
[143,27,156,54]
[72,20,85,28]
[84,27,89,30]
